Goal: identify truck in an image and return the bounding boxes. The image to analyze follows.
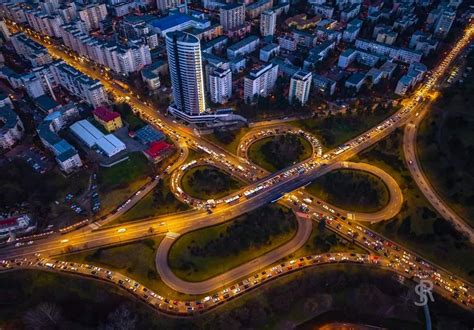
[225,195,240,204]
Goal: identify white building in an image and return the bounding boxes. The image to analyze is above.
[395,62,427,95]
[289,70,312,106]
[25,9,64,38]
[209,67,232,104]
[0,104,24,150]
[70,119,126,157]
[244,63,278,103]
[434,8,456,38]
[343,19,362,42]
[260,43,280,62]
[50,61,108,107]
[0,20,11,41]
[355,39,423,64]
[220,3,245,32]
[78,3,108,31]
[58,2,78,24]
[0,215,33,239]
[260,10,276,36]
[165,31,206,115]
[10,33,52,67]
[37,103,82,173]
[227,35,260,59]
[312,74,336,95]
[312,4,334,18]
[278,35,297,52]
[156,0,183,13]
[59,23,151,75]
[21,74,45,98]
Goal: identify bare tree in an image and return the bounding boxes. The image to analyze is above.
[103,304,137,330]
[23,302,62,329]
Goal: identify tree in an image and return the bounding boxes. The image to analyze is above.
[23,302,63,330]
[103,304,137,330]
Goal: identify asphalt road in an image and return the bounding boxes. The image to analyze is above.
[404,118,474,242]
[156,160,402,294]
[155,208,312,294]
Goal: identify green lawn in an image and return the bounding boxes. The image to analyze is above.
[181,165,245,200]
[168,205,297,281]
[352,128,474,281]
[293,105,398,150]
[112,178,190,224]
[305,169,390,213]
[417,63,474,226]
[247,134,313,172]
[287,223,367,261]
[204,127,250,154]
[98,152,152,188]
[98,152,154,215]
[63,236,198,300]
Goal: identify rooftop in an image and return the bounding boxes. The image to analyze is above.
[228,35,259,51]
[145,140,173,158]
[0,105,19,131]
[151,13,206,31]
[34,95,59,112]
[93,106,120,122]
[346,72,366,85]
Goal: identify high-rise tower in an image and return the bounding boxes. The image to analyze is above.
[165,31,206,115]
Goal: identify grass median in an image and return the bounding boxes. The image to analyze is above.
[62,236,198,300]
[111,177,190,225]
[293,104,398,151]
[247,134,313,172]
[205,127,250,154]
[168,205,298,282]
[305,169,390,213]
[181,165,245,200]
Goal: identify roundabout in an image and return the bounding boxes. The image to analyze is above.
[237,125,323,171]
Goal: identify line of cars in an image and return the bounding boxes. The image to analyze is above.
[306,202,474,308]
[0,252,392,316]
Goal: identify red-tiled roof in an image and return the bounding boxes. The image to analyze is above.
[93,106,120,122]
[145,141,173,158]
[0,217,18,228]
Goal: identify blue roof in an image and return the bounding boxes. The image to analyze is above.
[150,14,203,31]
[347,72,366,85]
[53,139,75,155]
[135,125,165,145]
[35,95,59,111]
[45,110,62,121]
[56,148,78,162]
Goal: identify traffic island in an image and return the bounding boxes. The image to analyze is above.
[247,134,313,172]
[306,169,390,213]
[168,205,298,282]
[180,165,245,200]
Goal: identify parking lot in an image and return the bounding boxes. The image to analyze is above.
[7,145,54,174]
